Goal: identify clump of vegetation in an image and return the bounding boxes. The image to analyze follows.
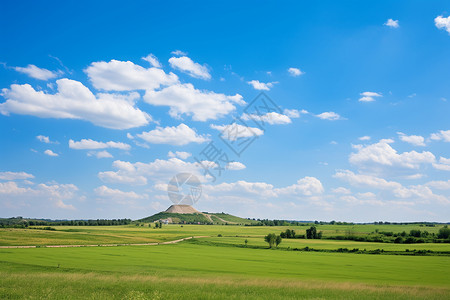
[264,233,282,248]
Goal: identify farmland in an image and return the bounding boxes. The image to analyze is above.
[0,223,449,299]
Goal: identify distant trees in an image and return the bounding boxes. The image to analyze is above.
[306,226,323,239]
[264,233,282,248]
[280,229,296,239]
[438,226,450,239]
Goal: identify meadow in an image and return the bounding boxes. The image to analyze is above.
[1,224,449,299]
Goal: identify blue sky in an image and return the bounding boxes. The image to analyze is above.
[1,1,450,222]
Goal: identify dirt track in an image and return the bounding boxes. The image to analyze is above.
[0,236,209,249]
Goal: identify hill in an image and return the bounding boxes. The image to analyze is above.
[137,205,258,225]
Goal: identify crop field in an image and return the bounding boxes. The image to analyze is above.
[1,224,449,299]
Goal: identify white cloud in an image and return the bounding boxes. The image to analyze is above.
[315,111,343,121]
[430,130,450,142]
[14,64,59,80]
[435,15,450,34]
[397,132,426,146]
[359,91,382,102]
[334,170,402,190]
[44,149,58,157]
[98,158,205,185]
[210,123,264,140]
[288,67,304,77]
[142,54,161,68]
[427,180,450,190]
[332,187,351,194]
[247,80,277,91]
[226,162,246,170]
[275,177,324,196]
[0,181,77,210]
[0,171,34,181]
[94,185,146,202]
[85,59,178,91]
[168,56,211,80]
[87,150,113,159]
[283,109,302,118]
[359,136,371,141]
[0,79,151,129]
[137,123,208,146]
[349,139,435,170]
[433,156,450,171]
[144,83,245,121]
[171,50,187,56]
[69,139,130,150]
[168,151,192,160]
[242,112,292,125]
[37,135,50,143]
[384,19,399,28]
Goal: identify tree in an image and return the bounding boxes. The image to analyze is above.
[438,226,450,239]
[275,235,282,247]
[244,239,248,247]
[306,226,317,239]
[264,233,276,248]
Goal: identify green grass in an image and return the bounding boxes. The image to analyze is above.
[202,236,450,252]
[0,242,449,299]
[1,224,450,299]
[1,224,449,247]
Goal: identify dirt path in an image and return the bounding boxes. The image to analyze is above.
[0,236,209,249]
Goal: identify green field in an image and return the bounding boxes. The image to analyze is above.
[1,224,449,299]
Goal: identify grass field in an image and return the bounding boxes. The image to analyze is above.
[1,224,449,299]
[1,223,448,246]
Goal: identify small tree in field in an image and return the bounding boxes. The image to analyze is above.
[275,235,282,247]
[245,239,248,247]
[264,233,276,248]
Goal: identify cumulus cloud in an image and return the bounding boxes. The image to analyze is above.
[0,79,151,129]
[98,158,206,185]
[226,162,246,170]
[168,151,192,160]
[144,83,245,121]
[247,80,277,91]
[94,185,146,203]
[168,56,211,80]
[171,50,187,56]
[384,19,399,28]
[85,59,178,91]
[331,187,352,194]
[359,91,382,102]
[430,130,450,142]
[433,156,450,171]
[0,181,77,210]
[69,139,130,150]
[315,111,343,120]
[0,171,34,181]
[283,109,303,118]
[242,112,293,125]
[36,135,58,144]
[14,64,59,80]
[87,150,113,159]
[349,139,435,170]
[44,149,58,157]
[142,53,162,68]
[288,67,304,77]
[137,123,208,146]
[275,177,324,196]
[334,170,401,190]
[397,132,426,146]
[427,180,450,190]
[359,136,371,141]
[435,15,450,34]
[210,123,264,140]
